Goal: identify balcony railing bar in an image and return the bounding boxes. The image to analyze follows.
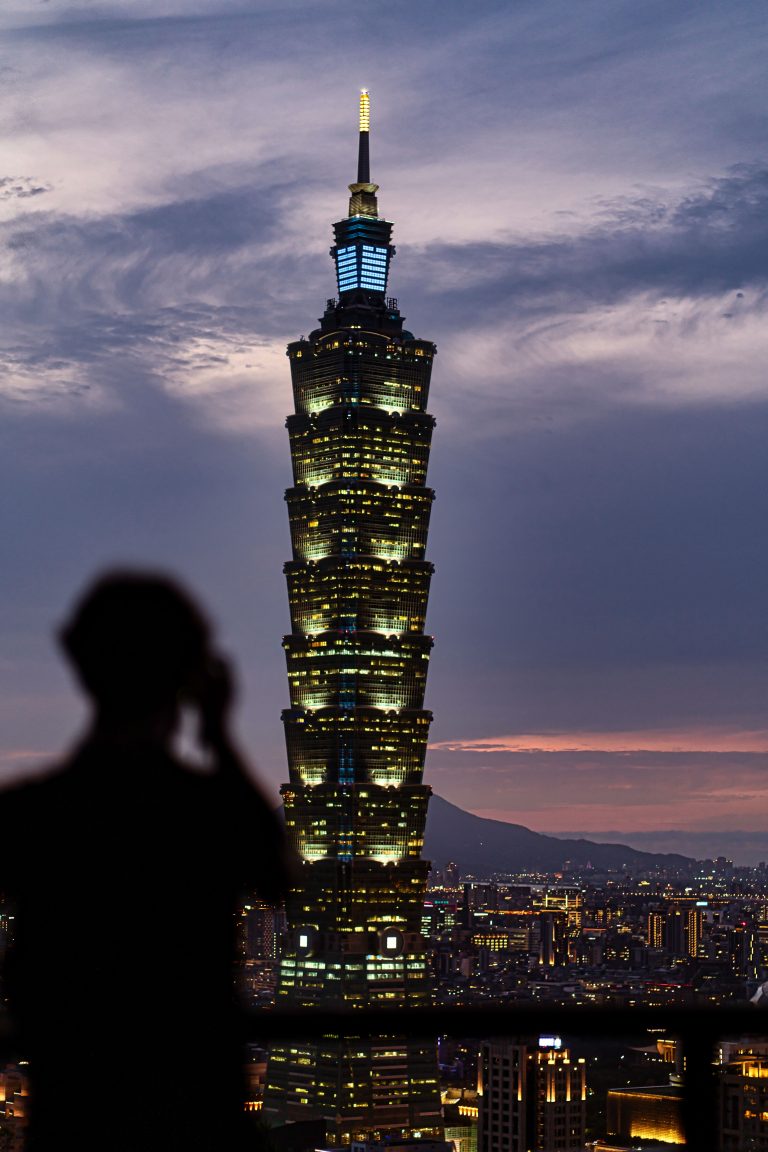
[246,1005,767,1152]
[245,1003,765,1041]
[2,1006,766,1151]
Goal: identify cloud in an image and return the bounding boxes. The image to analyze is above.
[430,727,768,755]
[0,180,314,425]
[426,749,768,840]
[408,165,768,431]
[3,0,767,433]
[4,162,768,432]
[0,176,51,201]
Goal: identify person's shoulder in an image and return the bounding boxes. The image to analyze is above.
[0,758,82,872]
[0,759,77,809]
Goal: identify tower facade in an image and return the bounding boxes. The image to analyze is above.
[479,1040,587,1152]
[264,93,442,1146]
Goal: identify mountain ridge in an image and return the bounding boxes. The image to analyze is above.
[424,793,692,873]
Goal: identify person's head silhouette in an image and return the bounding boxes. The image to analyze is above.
[60,570,214,737]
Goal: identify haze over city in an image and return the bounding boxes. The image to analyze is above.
[2,1,768,861]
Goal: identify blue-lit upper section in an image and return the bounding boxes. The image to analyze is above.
[332,210,395,298]
[336,243,390,293]
[337,244,388,292]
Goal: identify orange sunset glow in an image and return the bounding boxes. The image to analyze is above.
[429,727,768,755]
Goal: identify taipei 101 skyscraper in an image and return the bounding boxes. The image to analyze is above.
[263,93,443,1146]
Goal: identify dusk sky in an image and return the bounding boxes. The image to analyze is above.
[2,1,768,862]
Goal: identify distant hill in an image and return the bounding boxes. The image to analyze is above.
[424,794,692,874]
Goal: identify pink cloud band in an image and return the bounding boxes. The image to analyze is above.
[429,727,768,755]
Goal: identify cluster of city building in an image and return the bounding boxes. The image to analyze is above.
[230,859,768,1150]
[237,858,768,1012]
[425,863,768,1008]
[442,1033,768,1152]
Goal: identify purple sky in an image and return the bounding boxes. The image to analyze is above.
[2,1,768,861]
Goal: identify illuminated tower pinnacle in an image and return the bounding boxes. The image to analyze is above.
[357,89,370,182]
[264,93,443,1146]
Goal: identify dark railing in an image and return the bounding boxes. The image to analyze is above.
[249,1004,768,1152]
[2,1004,767,1150]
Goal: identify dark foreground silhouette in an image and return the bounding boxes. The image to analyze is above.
[0,572,291,1151]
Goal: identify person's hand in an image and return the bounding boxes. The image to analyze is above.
[193,654,236,752]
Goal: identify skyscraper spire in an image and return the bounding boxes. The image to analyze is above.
[357,88,370,183]
[347,89,379,220]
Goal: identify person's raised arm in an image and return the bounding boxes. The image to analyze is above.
[191,653,297,904]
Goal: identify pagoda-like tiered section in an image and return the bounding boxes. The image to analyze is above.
[264,92,443,1146]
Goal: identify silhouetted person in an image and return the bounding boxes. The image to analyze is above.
[0,571,292,1150]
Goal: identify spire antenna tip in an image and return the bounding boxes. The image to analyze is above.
[359,89,370,134]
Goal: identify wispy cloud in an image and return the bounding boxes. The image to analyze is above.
[415,164,768,433]
[4,163,768,430]
[430,727,768,755]
[426,747,768,842]
[0,176,51,202]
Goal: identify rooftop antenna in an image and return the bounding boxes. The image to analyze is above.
[357,89,370,183]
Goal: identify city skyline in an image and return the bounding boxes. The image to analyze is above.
[2,2,768,862]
